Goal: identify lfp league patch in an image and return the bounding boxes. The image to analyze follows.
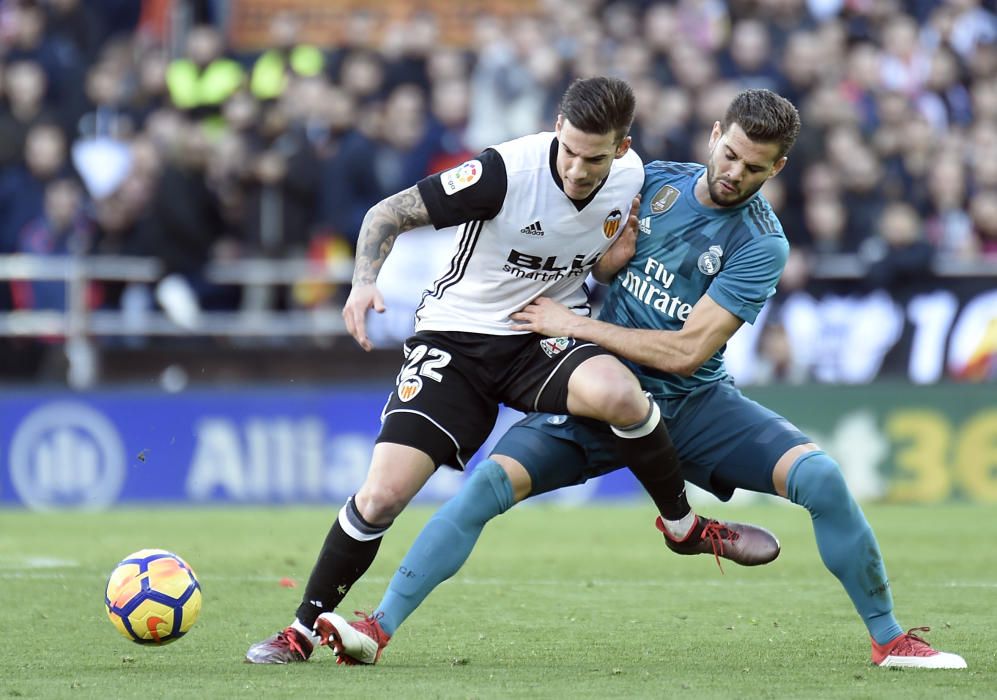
[440,159,482,195]
[540,336,572,357]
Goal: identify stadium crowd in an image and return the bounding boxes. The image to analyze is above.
[0,0,995,378]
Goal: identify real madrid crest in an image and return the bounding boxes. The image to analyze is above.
[602,209,623,238]
[698,245,723,276]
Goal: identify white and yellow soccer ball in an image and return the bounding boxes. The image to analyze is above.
[104,549,202,645]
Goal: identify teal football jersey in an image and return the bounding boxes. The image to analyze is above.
[598,161,789,400]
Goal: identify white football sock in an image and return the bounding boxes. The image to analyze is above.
[661,511,697,541]
[292,618,321,645]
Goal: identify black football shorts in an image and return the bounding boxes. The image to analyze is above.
[376,330,610,469]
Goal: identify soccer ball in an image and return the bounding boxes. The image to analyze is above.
[104,549,202,645]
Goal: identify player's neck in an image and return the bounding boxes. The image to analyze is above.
[693,172,722,209]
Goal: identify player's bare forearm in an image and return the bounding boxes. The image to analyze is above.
[562,316,702,375]
[512,294,742,376]
[352,185,432,285]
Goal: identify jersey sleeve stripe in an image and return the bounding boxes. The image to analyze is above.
[415,219,485,317]
[745,200,779,235]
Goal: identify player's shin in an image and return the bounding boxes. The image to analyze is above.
[295,495,390,630]
[374,459,515,635]
[786,451,903,645]
[612,398,695,539]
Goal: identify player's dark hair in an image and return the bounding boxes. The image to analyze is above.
[722,89,801,159]
[559,77,635,143]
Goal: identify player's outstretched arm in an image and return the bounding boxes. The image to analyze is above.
[512,293,742,376]
[343,185,433,350]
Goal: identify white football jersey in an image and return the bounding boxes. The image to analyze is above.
[414,132,644,335]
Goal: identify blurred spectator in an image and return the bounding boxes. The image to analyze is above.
[0,60,53,166]
[917,45,974,132]
[878,14,931,97]
[10,177,96,312]
[778,30,823,108]
[803,194,848,254]
[338,49,386,106]
[835,143,885,248]
[321,83,433,248]
[241,96,321,256]
[166,25,244,124]
[125,47,170,125]
[380,11,438,90]
[675,0,729,53]
[969,190,997,258]
[635,83,695,163]
[0,121,68,253]
[250,12,325,102]
[719,18,782,91]
[939,0,997,61]
[754,321,811,384]
[4,3,61,91]
[668,40,719,96]
[860,201,935,290]
[326,8,380,81]
[839,42,881,134]
[77,60,134,140]
[426,77,473,172]
[923,155,976,260]
[44,0,104,65]
[134,122,234,326]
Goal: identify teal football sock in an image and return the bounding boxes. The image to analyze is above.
[787,451,904,645]
[375,459,515,636]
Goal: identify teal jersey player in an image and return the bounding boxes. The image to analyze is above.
[600,160,788,399]
[306,89,967,671]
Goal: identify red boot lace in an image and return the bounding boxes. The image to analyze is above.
[891,627,937,657]
[352,610,387,637]
[698,520,740,574]
[280,628,308,658]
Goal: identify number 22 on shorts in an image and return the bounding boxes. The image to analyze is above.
[395,345,452,402]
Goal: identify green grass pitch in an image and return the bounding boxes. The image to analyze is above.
[1,503,993,699]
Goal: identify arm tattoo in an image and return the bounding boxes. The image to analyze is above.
[352,185,432,286]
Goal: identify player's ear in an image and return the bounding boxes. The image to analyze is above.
[615,135,632,159]
[708,121,722,150]
[770,156,788,178]
[555,114,564,135]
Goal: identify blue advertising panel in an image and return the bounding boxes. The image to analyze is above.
[0,388,641,510]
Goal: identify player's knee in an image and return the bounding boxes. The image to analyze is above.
[787,451,849,514]
[440,460,514,524]
[355,482,411,524]
[604,382,653,428]
[576,372,646,425]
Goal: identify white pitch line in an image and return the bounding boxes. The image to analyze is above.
[2,570,996,589]
[0,556,79,570]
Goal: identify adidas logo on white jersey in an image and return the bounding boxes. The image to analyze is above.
[520,220,544,237]
[638,216,651,235]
